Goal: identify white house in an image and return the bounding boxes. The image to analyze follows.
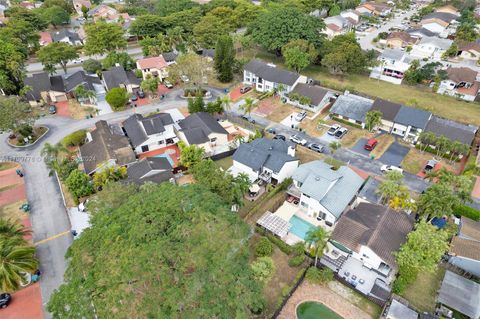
[369,49,413,85]
[323,15,353,39]
[448,217,480,277]
[286,160,364,229]
[51,30,83,46]
[230,138,298,185]
[243,59,307,94]
[136,55,169,81]
[286,83,336,113]
[410,36,453,60]
[329,92,374,128]
[391,105,432,143]
[123,113,179,154]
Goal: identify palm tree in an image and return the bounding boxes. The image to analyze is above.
[329,141,341,153]
[418,131,436,153]
[0,219,31,239]
[74,85,96,104]
[240,97,255,116]
[166,26,185,50]
[41,142,66,161]
[305,226,329,267]
[435,136,450,157]
[376,171,403,204]
[0,238,38,292]
[220,95,231,111]
[365,110,382,132]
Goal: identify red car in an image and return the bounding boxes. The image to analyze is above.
[364,138,378,151]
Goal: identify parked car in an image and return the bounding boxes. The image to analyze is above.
[131,94,138,102]
[423,159,438,173]
[137,90,145,98]
[364,138,378,151]
[241,115,255,124]
[266,128,276,134]
[289,134,307,146]
[294,111,307,122]
[327,124,341,135]
[180,75,189,83]
[48,105,56,114]
[240,86,252,94]
[164,81,173,89]
[334,127,348,139]
[308,143,324,153]
[273,134,286,141]
[0,293,11,309]
[380,165,403,174]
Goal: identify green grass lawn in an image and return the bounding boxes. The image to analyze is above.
[215,156,233,171]
[242,49,480,126]
[296,301,344,319]
[0,162,17,171]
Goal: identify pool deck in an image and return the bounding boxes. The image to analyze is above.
[278,282,372,319]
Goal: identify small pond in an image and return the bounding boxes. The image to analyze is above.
[296,301,344,319]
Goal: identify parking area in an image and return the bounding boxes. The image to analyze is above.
[379,142,410,167]
[319,132,338,144]
[2,283,43,319]
[350,138,371,157]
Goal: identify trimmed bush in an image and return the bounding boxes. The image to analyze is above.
[251,257,275,283]
[454,204,480,221]
[62,130,87,147]
[255,237,273,257]
[305,267,333,285]
[288,255,305,267]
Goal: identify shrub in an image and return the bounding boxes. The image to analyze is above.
[105,88,129,110]
[62,130,87,147]
[255,237,273,257]
[305,267,333,285]
[251,257,275,283]
[82,59,102,74]
[135,69,143,78]
[17,124,33,137]
[65,169,94,202]
[288,255,305,267]
[454,204,480,221]
[291,242,305,256]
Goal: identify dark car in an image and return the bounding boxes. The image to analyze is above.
[0,293,11,309]
[48,105,56,114]
[131,95,138,102]
[423,159,438,173]
[334,127,348,139]
[240,86,252,94]
[137,90,145,98]
[364,138,378,151]
[308,143,324,153]
[241,115,255,124]
[273,134,286,141]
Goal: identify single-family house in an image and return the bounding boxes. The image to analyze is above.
[356,177,383,205]
[286,83,336,113]
[51,30,83,45]
[406,27,437,38]
[437,67,480,102]
[23,72,67,106]
[391,105,432,142]
[39,31,53,46]
[369,98,402,132]
[435,4,460,16]
[79,120,136,175]
[425,115,478,146]
[420,12,458,35]
[73,0,91,15]
[385,299,419,319]
[329,92,374,128]
[136,55,169,81]
[356,2,392,16]
[230,138,298,184]
[123,113,178,154]
[124,157,174,185]
[64,70,102,103]
[437,271,480,319]
[162,51,178,65]
[410,36,453,60]
[87,4,118,21]
[321,203,414,301]
[448,217,480,277]
[369,49,412,84]
[102,66,140,93]
[287,160,364,228]
[457,41,480,61]
[323,15,353,39]
[386,31,419,48]
[243,59,307,93]
[340,9,360,25]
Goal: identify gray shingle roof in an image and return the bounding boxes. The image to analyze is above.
[331,203,414,268]
[102,66,140,91]
[418,36,453,50]
[394,105,432,129]
[387,300,418,319]
[64,71,101,92]
[370,98,402,122]
[292,161,364,218]
[51,30,81,43]
[24,72,51,101]
[50,76,65,92]
[179,112,228,145]
[423,12,458,23]
[425,116,478,145]
[232,138,297,173]
[162,51,178,63]
[406,27,437,37]
[123,113,174,148]
[330,94,374,122]
[290,83,331,106]
[244,59,300,86]
[125,157,173,185]
[357,177,382,204]
[438,271,480,319]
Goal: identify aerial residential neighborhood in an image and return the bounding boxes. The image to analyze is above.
[1,0,480,318]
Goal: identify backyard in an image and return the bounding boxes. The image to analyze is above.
[400,146,459,175]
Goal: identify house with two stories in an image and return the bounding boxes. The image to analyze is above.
[243,59,307,94]
[420,12,458,36]
[51,29,83,46]
[329,92,374,128]
[321,203,415,302]
[369,98,402,132]
[102,66,140,93]
[286,83,336,113]
[386,32,419,49]
[79,120,136,175]
[410,36,453,60]
[437,67,480,102]
[63,70,102,103]
[230,138,298,184]
[369,49,412,85]
[123,113,178,154]
[448,217,480,277]
[286,160,364,229]
[457,41,480,61]
[391,106,432,143]
[177,112,229,156]
[136,55,169,81]
[124,157,174,185]
[323,15,353,39]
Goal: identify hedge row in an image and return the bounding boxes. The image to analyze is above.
[256,226,294,255]
[454,204,480,221]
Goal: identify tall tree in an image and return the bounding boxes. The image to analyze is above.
[39,5,70,27]
[283,46,311,73]
[0,237,38,292]
[376,171,404,205]
[365,110,382,131]
[321,33,367,75]
[139,34,171,56]
[305,226,329,267]
[73,85,96,104]
[0,96,33,131]
[37,42,79,74]
[84,21,127,55]
[140,76,160,97]
[193,14,228,48]
[214,35,235,83]
[0,40,26,94]
[129,14,166,37]
[178,141,205,168]
[102,52,135,71]
[105,88,129,110]
[240,97,255,116]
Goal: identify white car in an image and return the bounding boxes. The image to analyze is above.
[180,75,189,83]
[294,111,307,122]
[380,165,403,174]
[327,124,341,135]
[289,134,307,146]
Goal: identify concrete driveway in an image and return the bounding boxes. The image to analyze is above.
[350,138,371,157]
[379,142,410,167]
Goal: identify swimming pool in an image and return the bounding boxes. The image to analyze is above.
[289,215,316,240]
[296,301,343,319]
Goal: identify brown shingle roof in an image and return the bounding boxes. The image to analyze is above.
[370,98,402,122]
[461,217,480,241]
[458,41,480,53]
[330,203,415,269]
[387,32,418,45]
[450,236,480,260]
[447,67,478,84]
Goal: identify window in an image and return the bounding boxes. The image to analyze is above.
[258,78,263,84]
[210,137,217,142]
[158,140,164,145]
[141,145,149,152]
[301,201,308,208]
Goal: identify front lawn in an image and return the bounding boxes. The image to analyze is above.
[215,156,233,171]
[370,134,395,159]
[265,99,297,123]
[400,146,459,175]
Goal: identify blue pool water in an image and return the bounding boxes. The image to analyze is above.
[289,215,316,240]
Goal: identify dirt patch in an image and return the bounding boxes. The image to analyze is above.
[59,180,76,208]
[0,200,28,223]
[176,174,195,186]
[67,100,96,120]
[299,118,328,137]
[340,128,373,149]
[0,162,19,171]
[401,147,458,175]
[328,281,381,317]
[296,146,326,164]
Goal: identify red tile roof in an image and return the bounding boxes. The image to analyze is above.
[137,56,168,70]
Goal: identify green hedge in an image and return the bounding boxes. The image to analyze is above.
[62,130,87,147]
[330,116,363,129]
[288,255,305,267]
[256,226,293,255]
[454,204,480,221]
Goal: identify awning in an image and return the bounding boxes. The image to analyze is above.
[249,184,260,193]
[257,212,291,238]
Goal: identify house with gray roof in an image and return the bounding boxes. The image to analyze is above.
[370,98,402,132]
[410,36,453,60]
[230,138,298,184]
[329,92,374,128]
[102,66,140,93]
[287,160,364,228]
[385,299,418,319]
[243,59,307,94]
[177,112,229,156]
[369,49,413,85]
[124,157,174,185]
[123,113,178,154]
[438,271,480,319]
[51,29,82,45]
[425,116,478,146]
[79,120,136,175]
[286,83,336,113]
[392,105,432,143]
[23,72,67,106]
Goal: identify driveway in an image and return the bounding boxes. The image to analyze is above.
[379,142,410,167]
[350,138,371,157]
[319,132,338,145]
